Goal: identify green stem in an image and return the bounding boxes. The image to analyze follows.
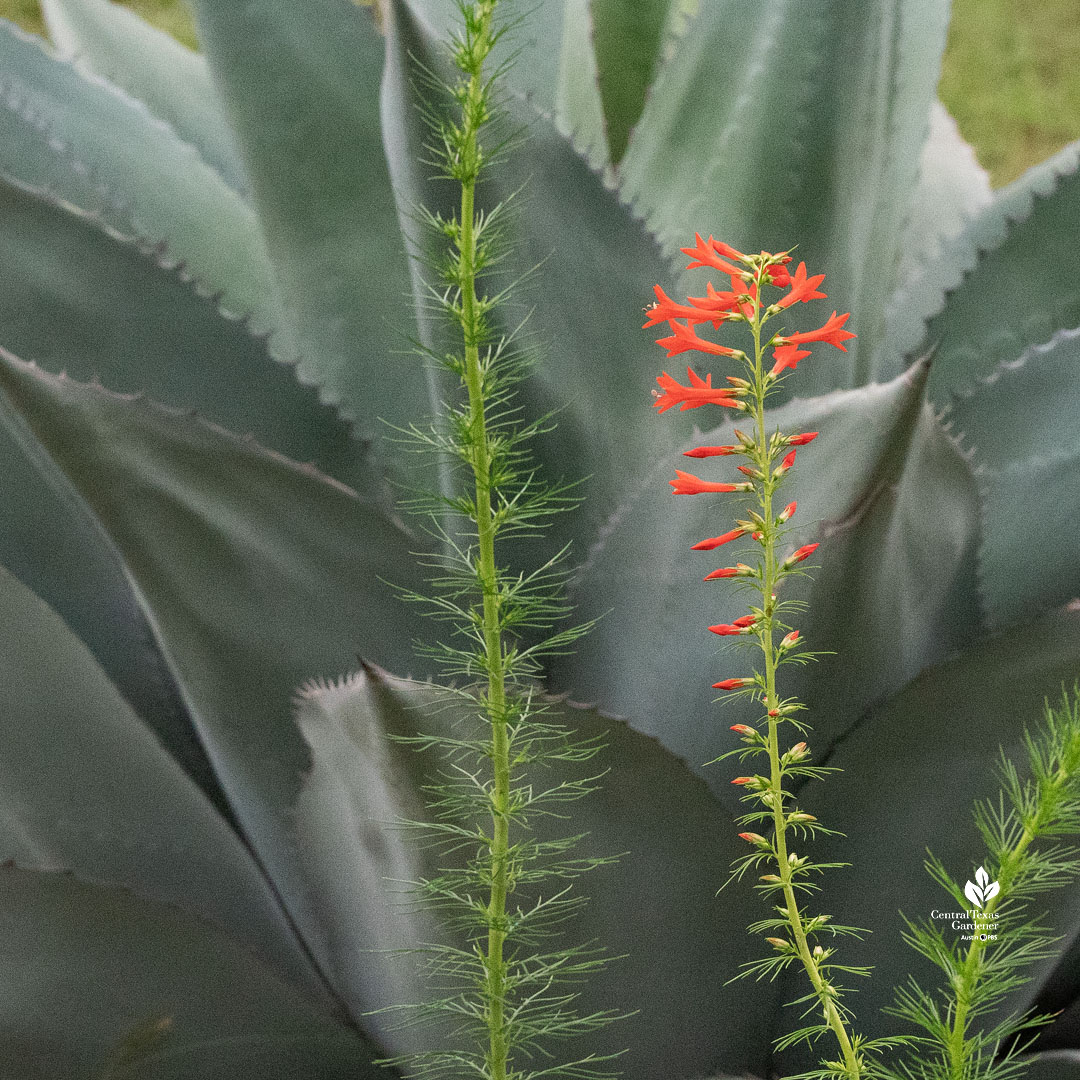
[455,9,510,1078]
[751,279,860,1080]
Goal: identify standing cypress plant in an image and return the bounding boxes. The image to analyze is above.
[386,3,615,1079]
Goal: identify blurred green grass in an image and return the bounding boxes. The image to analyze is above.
[1,0,1079,188]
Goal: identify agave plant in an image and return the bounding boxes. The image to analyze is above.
[2,0,1080,1077]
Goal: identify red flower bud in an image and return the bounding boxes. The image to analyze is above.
[670,470,743,495]
[731,776,754,785]
[774,449,797,477]
[708,620,746,633]
[705,563,754,581]
[778,501,797,523]
[733,615,757,627]
[779,630,801,649]
[691,528,747,550]
[738,832,767,845]
[713,678,754,691]
[784,543,819,567]
[788,432,819,446]
[730,724,756,735]
[683,445,739,458]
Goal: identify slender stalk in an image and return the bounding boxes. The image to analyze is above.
[454,10,513,1076]
[747,275,861,1080]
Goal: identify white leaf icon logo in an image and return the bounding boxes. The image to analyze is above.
[964,866,1000,910]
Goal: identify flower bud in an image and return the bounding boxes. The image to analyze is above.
[759,874,782,883]
[738,832,767,845]
[691,527,747,551]
[730,775,758,786]
[713,677,755,690]
[774,449,797,477]
[788,812,817,823]
[782,543,819,568]
[766,937,790,950]
[787,432,819,446]
[683,445,739,458]
[734,428,754,447]
[779,630,801,650]
[784,741,809,762]
[777,501,797,523]
[708,620,750,634]
[730,724,757,736]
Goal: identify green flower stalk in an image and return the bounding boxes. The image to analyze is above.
[886,692,1080,1080]
[647,235,874,1080]
[388,3,615,1079]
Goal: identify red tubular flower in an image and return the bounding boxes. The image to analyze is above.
[733,615,757,627]
[643,285,733,329]
[781,310,856,351]
[778,501,797,522]
[708,619,746,632]
[769,344,812,376]
[715,678,755,690]
[730,775,754,785]
[691,527,747,550]
[787,432,819,446]
[687,281,742,315]
[683,445,739,458]
[766,257,793,287]
[784,543,820,567]
[680,233,746,276]
[775,262,827,308]
[657,320,743,359]
[654,369,741,413]
[670,470,749,495]
[730,723,756,735]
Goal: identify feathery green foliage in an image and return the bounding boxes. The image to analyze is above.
[884,692,1080,1080]
[384,3,615,1078]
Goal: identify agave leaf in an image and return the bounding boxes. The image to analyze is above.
[1022,1054,1080,1080]
[894,100,992,290]
[938,327,1080,630]
[547,362,982,809]
[0,20,284,347]
[293,664,776,1078]
[0,866,379,1079]
[189,0,424,444]
[619,0,950,394]
[0,561,328,1004]
[589,0,673,165]
[884,139,1080,403]
[0,349,426,1000]
[39,0,247,192]
[782,607,1080,1067]
[0,177,370,488]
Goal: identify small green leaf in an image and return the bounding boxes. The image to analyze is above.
[293,665,777,1076]
[0,866,379,1079]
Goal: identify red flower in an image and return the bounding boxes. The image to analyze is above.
[709,618,747,632]
[704,563,754,581]
[784,543,819,566]
[787,432,819,446]
[680,233,746,276]
[782,310,856,351]
[733,615,757,627]
[769,344,812,376]
[715,677,755,690]
[653,369,741,413]
[730,724,756,735]
[670,470,750,495]
[687,281,743,315]
[775,262,827,309]
[656,320,743,359]
[683,444,739,458]
[780,631,801,649]
[738,832,767,844]
[778,501,797,523]
[643,285,733,329]
[691,527,747,550]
